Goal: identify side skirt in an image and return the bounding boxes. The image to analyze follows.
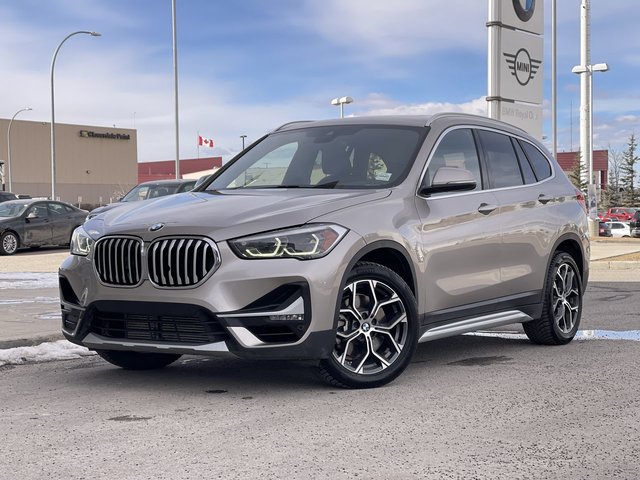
[418,310,532,343]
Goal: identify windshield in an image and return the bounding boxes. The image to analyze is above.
[206,125,426,190]
[121,184,178,202]
[0,202,29,218]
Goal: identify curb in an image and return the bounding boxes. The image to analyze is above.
[0,333,64,350]
[590,261,640,271]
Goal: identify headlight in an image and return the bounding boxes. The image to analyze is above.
[229,224,348,260]
[70,226,95,256]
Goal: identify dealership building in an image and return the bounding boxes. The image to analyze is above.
[0,118,138,205]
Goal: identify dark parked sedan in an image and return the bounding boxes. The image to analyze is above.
[0,199,88,255]
[0,192,19,203]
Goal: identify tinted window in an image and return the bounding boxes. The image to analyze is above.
[48,203,67,216]
[424,129,482,193]
[512,139,537,184]
[478,130,523,189]
[27,204,49,218]
[520,141,552,181]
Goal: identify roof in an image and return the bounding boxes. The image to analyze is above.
[273,113,528,135]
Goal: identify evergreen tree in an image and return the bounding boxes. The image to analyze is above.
[568,152,587,192]
[620,134,639,206]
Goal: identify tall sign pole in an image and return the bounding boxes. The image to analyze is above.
[172,0,180,179]
[487,0,544,139]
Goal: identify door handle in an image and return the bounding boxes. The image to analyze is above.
[478,203,498,215]
[538,194,554,204]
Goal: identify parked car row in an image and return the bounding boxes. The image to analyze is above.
[0,178,205,254]
[86,179,197,220]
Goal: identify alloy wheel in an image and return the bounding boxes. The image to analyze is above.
[2,233,18,254]
[552,262,580,334]
[332,279,408,375]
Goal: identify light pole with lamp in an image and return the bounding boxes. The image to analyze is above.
[50,30,101,201]
[331,96,353,118]
[571,63,609,188]
[240,135,247,150]
[7,107,32,193]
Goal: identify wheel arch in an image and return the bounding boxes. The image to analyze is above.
[331,240,417,333]
[348,241,417,295]
[549,233,587,288]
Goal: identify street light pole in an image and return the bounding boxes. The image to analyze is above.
[50,30,101,201]
[240,135,247,150]
[7,107,32,192]
[331,96,354,118]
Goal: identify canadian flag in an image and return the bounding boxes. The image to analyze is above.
[198,135,214,148]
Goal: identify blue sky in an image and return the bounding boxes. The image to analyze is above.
[1,0,638,162]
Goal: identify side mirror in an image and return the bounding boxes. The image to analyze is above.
[26,212,38,220]
[419,167,477,196]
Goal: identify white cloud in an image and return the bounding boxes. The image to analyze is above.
[357,94,487,117]
[295,0,486,58]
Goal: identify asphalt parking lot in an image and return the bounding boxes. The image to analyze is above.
[1,245,639,479]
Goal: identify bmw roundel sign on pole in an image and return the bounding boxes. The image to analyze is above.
[487,0,544,139]
[501,0,543,35]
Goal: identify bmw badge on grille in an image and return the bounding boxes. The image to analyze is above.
[149,223,165,232]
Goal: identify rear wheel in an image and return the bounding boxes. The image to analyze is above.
[96,350,182,370]
[0,231,19,255]
[319,262,418,389]
[524,251,583,345]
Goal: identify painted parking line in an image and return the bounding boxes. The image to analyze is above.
[467,330,640,342]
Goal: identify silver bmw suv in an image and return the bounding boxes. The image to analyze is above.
[60,113,589,388]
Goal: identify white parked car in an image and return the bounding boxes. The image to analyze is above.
[605,221,631,238]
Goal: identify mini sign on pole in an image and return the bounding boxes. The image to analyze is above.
[487,0,544,139]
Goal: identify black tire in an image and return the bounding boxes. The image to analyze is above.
[319,262,419,389]
[96,350,182,370]
[0,231,19,255]
[524,251,583,345]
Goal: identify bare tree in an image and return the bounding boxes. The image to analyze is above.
[601,146,624,208]
[620,134,639,207]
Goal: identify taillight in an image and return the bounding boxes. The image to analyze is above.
[575,189,587,213]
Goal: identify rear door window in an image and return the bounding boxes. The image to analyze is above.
[477,130,524,189]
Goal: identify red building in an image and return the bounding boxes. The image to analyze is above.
[138,156,222,183]
[556,150,608,190]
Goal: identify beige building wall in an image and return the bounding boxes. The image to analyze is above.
[0,118,137,205]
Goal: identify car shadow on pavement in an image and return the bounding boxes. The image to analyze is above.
[60,334,542,393]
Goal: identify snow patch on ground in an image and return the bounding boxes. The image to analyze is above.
[0,340,95,367]
[0,296,59,305]
[0,273,59,290]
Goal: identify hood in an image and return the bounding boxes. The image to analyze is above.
[86,189,390,241]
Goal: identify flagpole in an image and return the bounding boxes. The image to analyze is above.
[197,131,200,159]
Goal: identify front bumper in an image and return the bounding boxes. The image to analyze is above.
[59,232,366,360]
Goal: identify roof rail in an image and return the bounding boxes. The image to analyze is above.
[272,120,313,132]
[426,112,527,134]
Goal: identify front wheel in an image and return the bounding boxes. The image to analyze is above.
[524,251,583,345]
[96,350,182,370]
[319,262,419,389]
[0,231,19,255]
